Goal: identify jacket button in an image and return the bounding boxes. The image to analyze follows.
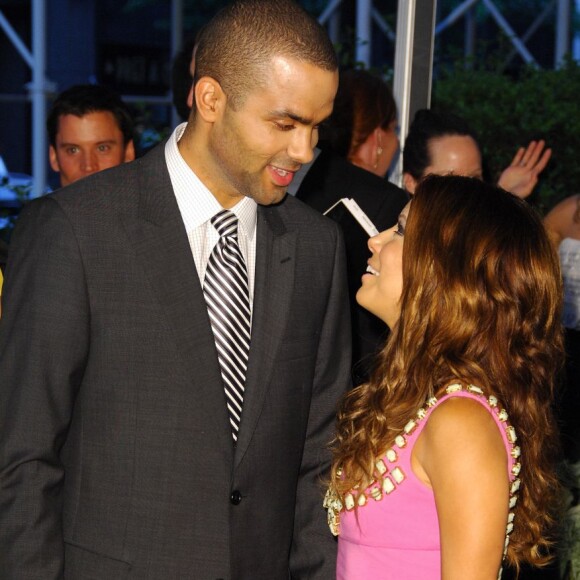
[230,490,242,505]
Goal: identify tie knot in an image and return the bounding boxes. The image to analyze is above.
[211,209,238,238]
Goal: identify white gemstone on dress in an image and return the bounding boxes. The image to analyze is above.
[446,383,462,393]
[508,512,515,523]
[511,446,521,458]
[357,493,367,507]
[509,496,518,508]
[392,467,405,484]
[382,477,395,494]
[498,409,508,422]
[395,435,406,448]
[386,449,398,462]
[370,487,382,501]
[468,384,484,395]
[323,487,341,511]
[506,522,514,534]
[376,459,387,475]
[427,397,438,407]
[510,479,521,494]
[327,510,339,536]
[506,426,517,443]
[404,419,417,435]
[512,462,521,476]
[488,396,498,407]
[417,408,427,420]
[345,493,355,510]
[505,535,510,548]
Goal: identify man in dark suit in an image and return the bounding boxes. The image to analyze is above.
[294,148,407,383]
[172,36,407,387]
[0,1,350,578]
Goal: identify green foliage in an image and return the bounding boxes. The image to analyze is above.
[432,57,580,214]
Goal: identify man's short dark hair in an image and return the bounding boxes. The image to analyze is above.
[403,109,481,180]
[195,0,338,110]
[47,84,134,147]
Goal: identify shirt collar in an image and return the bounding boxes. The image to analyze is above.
[165,122,257,239]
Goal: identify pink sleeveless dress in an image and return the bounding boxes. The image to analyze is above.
[328,384,521,580]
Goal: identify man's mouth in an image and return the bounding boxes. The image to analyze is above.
[268,165,297,187]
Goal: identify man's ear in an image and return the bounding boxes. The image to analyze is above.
[124,140,136,162]
[194,77,225,122]
[49,145,61,173]
[403,172,418,195]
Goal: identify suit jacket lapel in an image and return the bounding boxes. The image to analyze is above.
[234,204,296,466]
[122,146,233,461]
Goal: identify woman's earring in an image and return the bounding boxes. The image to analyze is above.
[374,146,383,169]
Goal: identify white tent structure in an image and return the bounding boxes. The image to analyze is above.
[0,0,577,195]
[1,0,49,198]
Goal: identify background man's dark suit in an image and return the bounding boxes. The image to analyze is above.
[0,144,351,579]
[296,148,408,383]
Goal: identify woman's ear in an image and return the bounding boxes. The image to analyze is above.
[351,128,379,170]
[403,172,418,195]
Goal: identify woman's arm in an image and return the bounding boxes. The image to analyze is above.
[413,397,510,580]
[543,194,580,248]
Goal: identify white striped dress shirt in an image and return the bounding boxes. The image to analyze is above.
[164,123,258,308]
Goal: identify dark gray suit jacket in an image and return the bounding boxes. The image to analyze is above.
[0,144,351,579]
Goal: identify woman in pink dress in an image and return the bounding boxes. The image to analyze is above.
[325,175,563,579]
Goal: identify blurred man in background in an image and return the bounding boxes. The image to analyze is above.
[47,84,135,187]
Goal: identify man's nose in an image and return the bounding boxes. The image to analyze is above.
[287,128,315,165]
[81,152,99,174]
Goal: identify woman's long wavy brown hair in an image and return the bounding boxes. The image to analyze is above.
[331,175,564,570]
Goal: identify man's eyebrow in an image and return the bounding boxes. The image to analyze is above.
[58,140,117,147]
[268,109,315,125]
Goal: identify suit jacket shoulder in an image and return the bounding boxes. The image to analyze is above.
[45,143,174,223]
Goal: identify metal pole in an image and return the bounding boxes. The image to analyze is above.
[390,0,437,187]
[390,0,416,186]
[482,0,538,65]
[555,0,571,67]
[465,7,476,64]
[575,0,580,59]
[170,0,184,128]
[371,8,396,43]
[436,0,479,35]
[30,0,47,197]
[0,10,34,68]
[328,9,341,45]
[356,0,372,67]
[318,0,343,25]
[502,0,555,70]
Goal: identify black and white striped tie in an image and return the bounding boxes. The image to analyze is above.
[203,210,251,442]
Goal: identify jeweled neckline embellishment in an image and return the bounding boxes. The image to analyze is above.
[324,382,521,577]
